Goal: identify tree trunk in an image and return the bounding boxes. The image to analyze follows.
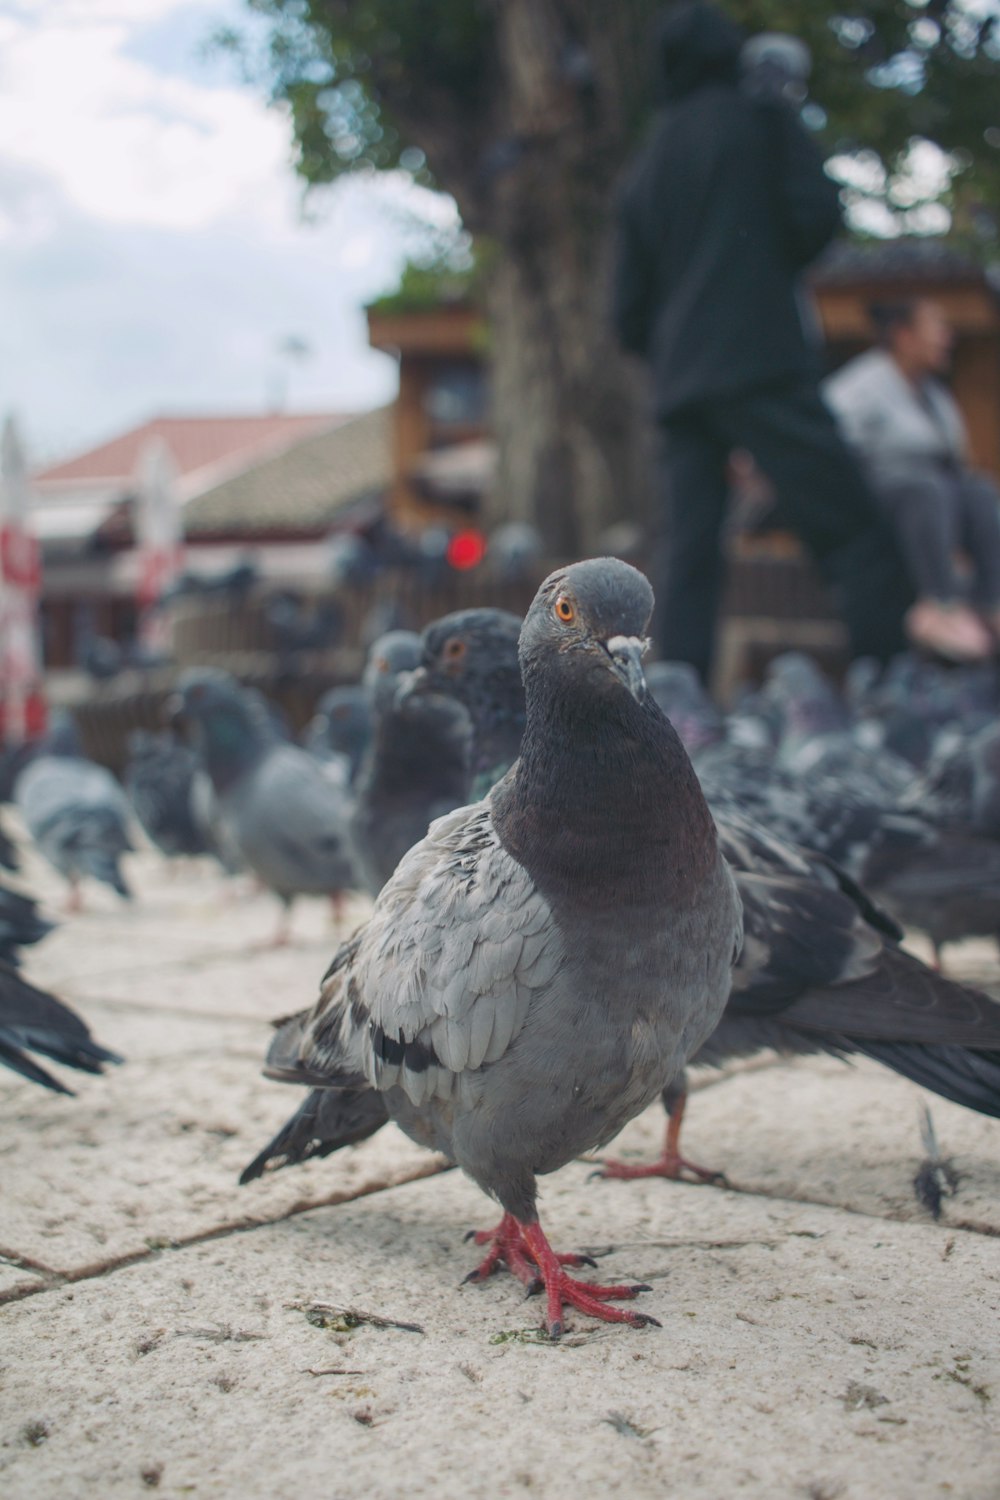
[346,0,666,555]
[485,212,652,557]
[475,0,662,555]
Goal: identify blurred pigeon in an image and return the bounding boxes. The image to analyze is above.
[15,717,133,910]
[0,962,122,1094]
[696,741,1000,961]
[600,807,1000,1182]
[189,767,247,878]
[166,558,259,603]
[326,532,377,588]
[349,643,473,895]
[302,685,373,785]
[411,608,525,797]
[265,589,343,662]
[241,559,743,1336]
[80,635,124,682]
[178,669,358,942]
[645,661,725,756]
[764,651,913,795]
[0,881,54,964]
[124,730,210,858]
[0,811,18,872]
[488,521,544,582]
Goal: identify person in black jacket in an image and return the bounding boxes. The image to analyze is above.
[613,1,913,683]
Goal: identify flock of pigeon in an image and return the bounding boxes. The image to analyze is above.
[6,557,1000,1337]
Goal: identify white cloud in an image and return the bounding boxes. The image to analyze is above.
[0,1,461,457]
[0,6,291,231]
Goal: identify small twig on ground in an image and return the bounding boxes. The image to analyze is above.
[286,1300,425,1335]
[172,1324,265,1343]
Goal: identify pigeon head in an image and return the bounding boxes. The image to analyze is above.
[417,609,523,699]
[362,631,423,715]
[176,669,271,787]
[413,608,525,786]
[307,685,372,774]
[518,558,653,707]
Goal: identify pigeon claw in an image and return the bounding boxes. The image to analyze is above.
[463,1213,658,1337]
[595,1152,728,1187]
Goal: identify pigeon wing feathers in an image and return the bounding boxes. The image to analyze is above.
[272,803,558,1107]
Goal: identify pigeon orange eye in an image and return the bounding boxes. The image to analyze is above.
[444,638,466,661]
[554,596,575,624]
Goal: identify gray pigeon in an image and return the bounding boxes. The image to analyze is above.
[0,812,18,872]
[599,809,1000,1183]
[242,559,743,1336]
[0,880,54,965]
[348,634,472,895]
[302,685,373,785]
[0,961,122,1094]
[124,730,210,859]
[409,608,525,798]
[15,718,133,909]
[177,670,358,941]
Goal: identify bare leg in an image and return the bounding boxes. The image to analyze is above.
[596,1090,727,1185]
[463,1211,658,1339]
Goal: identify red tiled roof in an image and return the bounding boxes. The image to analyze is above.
[34,412,351,484]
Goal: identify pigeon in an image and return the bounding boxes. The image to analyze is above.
[409,608,525,797]
[0,881,54,964]
[0,811,18,872]
[694,738,1000,963]
[599,809,1000,1182]
[241,559,743,1336]
[645,661,726,756]
[0,961,122,1094]
[763,651,914,796]
[124,730,210,858]
[14,716,133,910]
[349,663,473,896]
[177,669,358,942]
[302,685,373,785]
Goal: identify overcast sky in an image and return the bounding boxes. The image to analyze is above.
[0,0,455,464]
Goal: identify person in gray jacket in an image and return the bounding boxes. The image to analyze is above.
[825,299,1000,661]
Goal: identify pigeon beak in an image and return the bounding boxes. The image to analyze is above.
[605,636,648,703]
[396,665,430,705]
[164,691,186,729]
[392,669,420,710]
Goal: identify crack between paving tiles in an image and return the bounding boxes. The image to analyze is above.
[640,1174,1000,1240]
[0,1158,452,1308]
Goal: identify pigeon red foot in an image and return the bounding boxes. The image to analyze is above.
[596,1092,727,1186]
[462,1211,659,1338]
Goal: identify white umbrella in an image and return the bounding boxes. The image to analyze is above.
[0,414,43,744]
[134,435,183,645]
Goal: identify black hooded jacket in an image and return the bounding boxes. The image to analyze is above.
[613,3,842,418]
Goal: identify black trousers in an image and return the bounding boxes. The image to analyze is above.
[656,380,913,682]
[875,465,1000,609]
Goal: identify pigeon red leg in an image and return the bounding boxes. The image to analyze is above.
[463,1212,541,1288]
[596,1091,727,1185]
[519,1221,658,1338]
[463,1214,658,1337]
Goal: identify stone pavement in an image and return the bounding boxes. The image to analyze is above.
[2,837,1000,1500]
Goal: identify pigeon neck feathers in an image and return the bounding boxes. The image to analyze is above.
[497,693,716,911]
[360,696,471,806]
[494,643,717,914]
